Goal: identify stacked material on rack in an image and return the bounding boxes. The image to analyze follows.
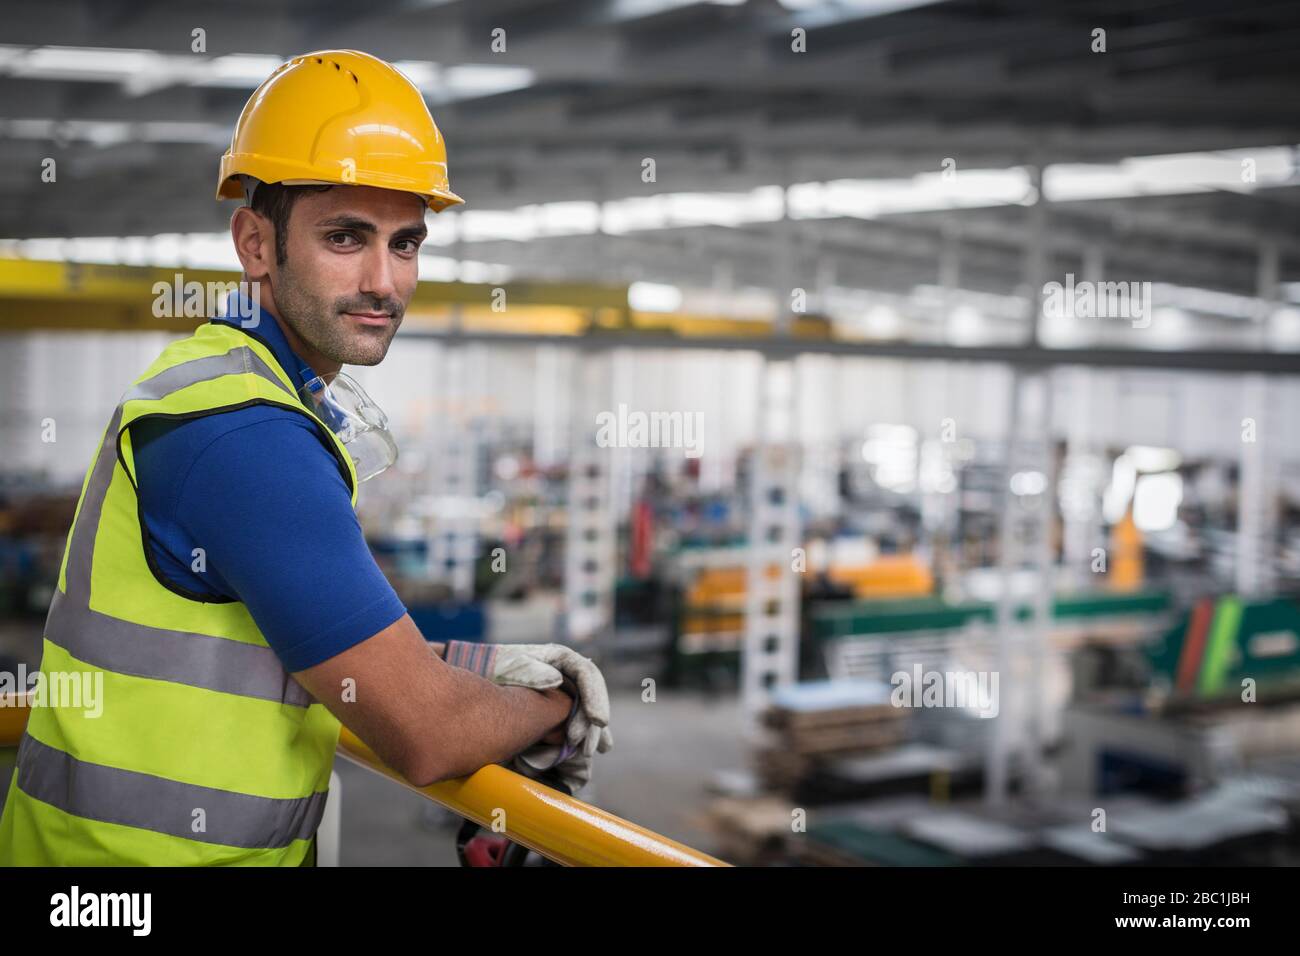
[697,796,799,866]
[825,554,934,599]
[756,681,910,792]
[797,743,981,804]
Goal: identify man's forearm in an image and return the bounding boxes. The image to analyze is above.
[294,618,571,789]
[410,665,570,785]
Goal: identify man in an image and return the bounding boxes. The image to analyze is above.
[0,50,611,866]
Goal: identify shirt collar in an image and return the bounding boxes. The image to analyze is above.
[214,290,319,392]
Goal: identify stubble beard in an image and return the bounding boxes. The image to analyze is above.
[273,262,405,367]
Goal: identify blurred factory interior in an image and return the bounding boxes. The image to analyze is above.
[2,0,1300,867]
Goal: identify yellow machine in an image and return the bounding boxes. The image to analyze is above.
[682,554,934,642]
[1109,505,1145,592]
[826,554,935,599]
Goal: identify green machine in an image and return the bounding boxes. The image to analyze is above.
[810,590,1171,644]
[668,589,1172,684]
[1146,595,1300,699]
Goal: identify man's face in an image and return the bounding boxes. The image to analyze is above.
[268,185,427,367]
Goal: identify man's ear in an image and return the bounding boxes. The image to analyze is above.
[230,206,274,279]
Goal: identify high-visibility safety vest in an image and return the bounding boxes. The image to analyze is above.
[0,321,358,865]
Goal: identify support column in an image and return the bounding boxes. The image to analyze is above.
[1237,240,1281,597]
[987,158,1053,805]
[565,351,617,644]
[743,359,801,722]
[427,345,481,601]
[939,221,961,345]
[1060,245,1106,588]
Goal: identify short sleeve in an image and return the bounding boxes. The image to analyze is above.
[172,415,407,671]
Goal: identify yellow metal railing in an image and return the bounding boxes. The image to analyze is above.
[0,692,727,867]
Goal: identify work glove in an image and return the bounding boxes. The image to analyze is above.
[443,641,614,792]
[442,640,565,691]
[513,676,614,793]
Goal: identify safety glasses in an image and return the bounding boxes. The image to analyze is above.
[299,372,398,482]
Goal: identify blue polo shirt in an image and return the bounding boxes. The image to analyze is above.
[129,294,407,672]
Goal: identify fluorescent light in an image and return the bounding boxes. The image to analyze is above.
[1267,307,1300,349]
[139,121,230,144]
[11,45,163,81]
[57,120,130,147]
[774,0,947,23]
[0,46,534,101]
[460,209,539,243]
[862,424,918,493]
[200,54,284,88]
[457,260,497,283]
[679,287,778,320]
[602,196,671,234]
[441,64,535,99]
[392,61,536,101]
[1151,283,1267,320]
[63,237,121,264]
[1133,472,1183,532]
[0,45,26,68]
[1125,445,1182,473]
[5,118,56,139]
[629,281,683,312]
[1010,470,1048,497]
[5,230,513,279]
[535,202,602,235]
[948,304,986,345]
[864,304,903,338]
[664,187,785,227]
[789,168,1032,219]
[601,0,719,21]
[393,60,441,92]
[1045,147,1296,202]
[913,285,1028,321]
[778,0,941,8]
[0,45,280,95]
[419,255,460,282]
[17,238,68,260]
[1105,447,1182,524]
[3,117,226,145]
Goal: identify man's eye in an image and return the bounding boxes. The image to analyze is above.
[394,239,420,254]
[327,232,359,247]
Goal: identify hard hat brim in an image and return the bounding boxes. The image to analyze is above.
[217,154,464,212]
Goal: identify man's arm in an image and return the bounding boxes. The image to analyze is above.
[294,614,572,787]
[151,418,569,785]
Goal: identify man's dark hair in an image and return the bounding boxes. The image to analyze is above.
[249,181,333,266]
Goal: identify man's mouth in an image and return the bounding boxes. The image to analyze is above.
[344,311,393,327]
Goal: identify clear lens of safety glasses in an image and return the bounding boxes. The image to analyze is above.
[299,372,398,482]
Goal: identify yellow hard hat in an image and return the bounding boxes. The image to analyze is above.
[216,50,464,212]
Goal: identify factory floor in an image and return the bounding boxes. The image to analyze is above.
[336,686,747,866]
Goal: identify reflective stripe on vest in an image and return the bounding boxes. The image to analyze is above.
[122,345,287,405]
[7,336,344,858]
[16,735,327,849]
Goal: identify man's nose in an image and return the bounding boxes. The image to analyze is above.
[358,246,397,303]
